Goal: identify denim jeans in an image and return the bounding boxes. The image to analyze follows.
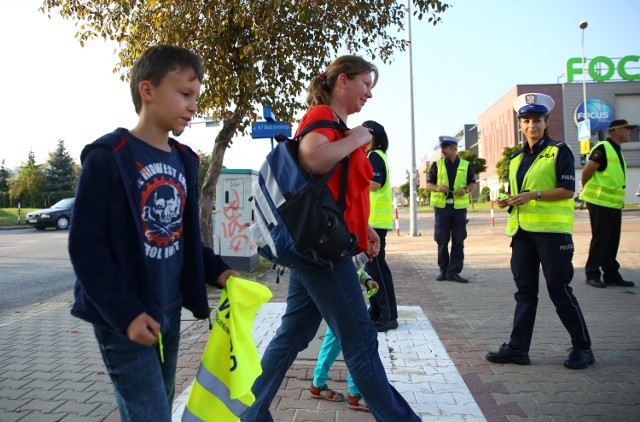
[242,255,419,422]
[93,308,181,422]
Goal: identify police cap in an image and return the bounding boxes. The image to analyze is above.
[513,93,555,118]
[438,136,458,148]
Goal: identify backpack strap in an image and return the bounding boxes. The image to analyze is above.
[288,119,351,214]
[293,119,349,139]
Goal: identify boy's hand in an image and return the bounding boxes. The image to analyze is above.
[366,279,379,292]
[217,269,239,288]
[365,279,378,298]
[127,313,160,346]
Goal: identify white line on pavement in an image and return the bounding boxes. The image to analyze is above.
[172,304,485,421]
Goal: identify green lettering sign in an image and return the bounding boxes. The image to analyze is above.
[566,54,639,82]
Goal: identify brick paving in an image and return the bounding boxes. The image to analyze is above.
[1,209,639,421]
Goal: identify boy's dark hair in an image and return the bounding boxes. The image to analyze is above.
[130,44,204,114]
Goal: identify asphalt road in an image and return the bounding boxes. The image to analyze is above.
[0,208,636,312]
[395,207,594,235]
[0,228,74,311]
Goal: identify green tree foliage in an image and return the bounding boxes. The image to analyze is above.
[417,187,430,205]
[496,146,521,184]
[8,151,46,207]
[45,139,76,192]
[0,160,10,192]
[479,186,490,203]
[399,181,410,199]
[41,0,450,246]
[457,150,486,177]
[0,160,11,207]
[197,150,212,191]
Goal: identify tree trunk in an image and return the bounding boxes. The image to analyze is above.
[199,110,245,249]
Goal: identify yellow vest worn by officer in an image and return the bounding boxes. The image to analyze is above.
[506,144,574,236]
[430,159,470,209]
[368,149,394,230]
[579,140,626,209]
[183,277,272,422]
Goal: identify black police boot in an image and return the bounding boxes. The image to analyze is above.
[486,343,531,365]
[564,347,595,369]
[446,274,469,283]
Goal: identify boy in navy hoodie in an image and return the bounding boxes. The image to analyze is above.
[68,45,236,421]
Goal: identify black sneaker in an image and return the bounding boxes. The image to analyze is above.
[375,319,399,333]
[605,279,635,287]
[486,343,531,365]
[586,278,607,288]
[436,273,446,281]
[564,347,595,369]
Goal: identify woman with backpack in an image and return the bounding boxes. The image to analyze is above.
[243,55,420,421]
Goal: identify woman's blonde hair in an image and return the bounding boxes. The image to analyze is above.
[307,55,378,108]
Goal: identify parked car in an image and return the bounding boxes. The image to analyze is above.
[26,198,75,230]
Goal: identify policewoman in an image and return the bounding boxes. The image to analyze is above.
[426,136,476,283]
[486,93,594,370]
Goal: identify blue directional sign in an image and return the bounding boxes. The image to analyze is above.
[251,121,292,139]
[263,105,275,122]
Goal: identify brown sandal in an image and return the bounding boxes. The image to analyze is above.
[309,384,345,402]
[347,394,370,412]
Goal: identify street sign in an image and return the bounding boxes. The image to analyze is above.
[251,121,292,139]
[578,119,591,154]
[263,105,275,122]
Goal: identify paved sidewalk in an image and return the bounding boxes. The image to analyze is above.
[1,209,639,421]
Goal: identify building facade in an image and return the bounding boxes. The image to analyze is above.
[476,80,639,203]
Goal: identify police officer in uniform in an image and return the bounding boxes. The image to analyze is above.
[580,119,637,288]
[486,93,594,369]
[426,136,476,283]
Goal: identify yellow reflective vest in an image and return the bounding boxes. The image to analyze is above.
[182,277,272,422]
[430,159,470,209]
[368,149,393,230]
[506,144,574,236]
[579,140,626,209]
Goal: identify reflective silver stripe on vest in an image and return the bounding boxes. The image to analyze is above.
[181,405,204,422]
[190,364,250,418]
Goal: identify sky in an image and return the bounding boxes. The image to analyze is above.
[1,0,639,187]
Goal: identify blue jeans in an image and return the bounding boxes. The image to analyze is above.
[93,308,181,422]
[313,326,359,395]
[242,256,419,421]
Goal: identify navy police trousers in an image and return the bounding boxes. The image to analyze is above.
[508,230,591,352]
[434,206,468,277]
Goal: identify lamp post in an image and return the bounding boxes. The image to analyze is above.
[579,21,588,117]
[407,0,418,236]
[578,20,590,161]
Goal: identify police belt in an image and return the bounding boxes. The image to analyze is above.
[445,198,454,205]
